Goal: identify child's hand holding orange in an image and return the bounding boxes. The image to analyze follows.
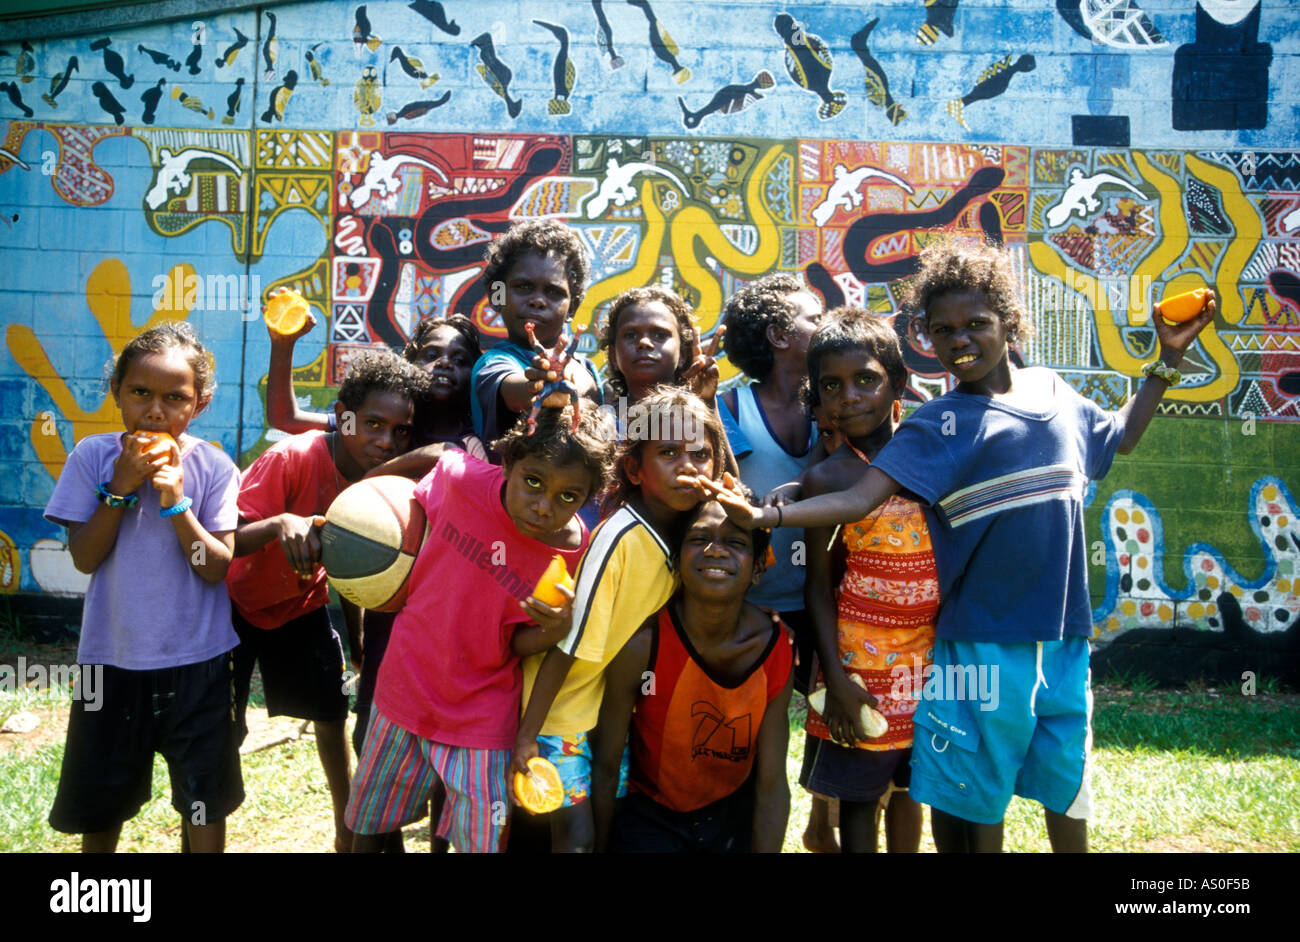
[1152,287,1217,368]
[521,556,576,644]
[139,433,186,510]
[109,431,175,498]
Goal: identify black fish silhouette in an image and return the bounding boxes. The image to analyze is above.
[534,20,575,115]
[0,82,33,118]
[262,11,278,79]
[223,77,245,124]
[774,14,844,119]
[627,0,689,83]
[386,91,452,123]
[470,33,522,119]
[390,46,438,87]
[354,5,382,53]
[918,0,960,46]
[185,41,202,75]
[408,0,460,36]
[91,80,125,124]
[17,41,34,84]
[137,44,180,71]
[140,77,165,124]
[261,68,297,122]
[42,56,79,108]
[591,0,624,69]
[851,19,905,126]
[90,37,134,89]
[216,28,250,68]
[947,54,1035,129]
[677,70,774,128]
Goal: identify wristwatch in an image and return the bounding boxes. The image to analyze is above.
[95,482,139,508]
[1142,359,1182,386]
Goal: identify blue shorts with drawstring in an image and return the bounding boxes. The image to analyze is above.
[909,636,1092,826]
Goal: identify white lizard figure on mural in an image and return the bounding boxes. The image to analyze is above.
[349,150,449,210]
[810,162,913,227]
[1045,166,1146,228]
[145,147,243,210]
[1281,204,1300,233]
[585,156,688,218]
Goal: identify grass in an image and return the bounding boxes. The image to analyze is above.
[2,640,1297,853]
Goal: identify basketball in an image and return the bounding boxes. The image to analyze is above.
[320,475,428,612]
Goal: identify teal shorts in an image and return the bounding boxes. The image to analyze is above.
[536,731,630,808]
[910,636,1093,826]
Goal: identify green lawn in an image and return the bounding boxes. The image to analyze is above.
[2,640,1296,853]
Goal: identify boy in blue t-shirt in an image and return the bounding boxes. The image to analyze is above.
[701,237,1217,852]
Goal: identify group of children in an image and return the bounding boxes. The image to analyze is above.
[44,218,1216,853]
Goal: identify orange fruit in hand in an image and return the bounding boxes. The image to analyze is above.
[264,288,311,336]
[136,431,177,466]
[513,756,564,814]
[1155,287,1211,324]
[531,554,574,608]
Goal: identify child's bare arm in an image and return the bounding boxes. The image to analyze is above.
[66,439,173,573]
[513,645,576,774]
[1116,295,1217,454]
[698,465,902,531]
[364,442,448,480]
[590,622,652,852]
[750,667,793,853]
[340,597,363,672]
[510,584,575,657]
[233,513,324,578]
[266,313,331,434]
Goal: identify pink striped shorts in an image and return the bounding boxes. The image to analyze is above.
[345,708,510,853]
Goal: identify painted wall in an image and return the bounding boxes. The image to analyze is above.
[0,0,1297,646]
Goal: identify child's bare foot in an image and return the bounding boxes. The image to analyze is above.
[802,827,841,853]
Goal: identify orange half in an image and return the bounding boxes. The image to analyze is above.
[1155,287,1210,324]
[513,756,564,814]
[264,288,311,336]
[136,431,178,466]
[530,555,574,608]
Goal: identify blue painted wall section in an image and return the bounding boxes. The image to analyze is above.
[0,0,1297,648]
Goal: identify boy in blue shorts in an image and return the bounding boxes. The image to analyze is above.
[701,236,1217,852]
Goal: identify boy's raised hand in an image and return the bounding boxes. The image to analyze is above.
[1153,290,1217,365]
[694,471,766,530]
[266,308,317,346]
[680,325,727,402]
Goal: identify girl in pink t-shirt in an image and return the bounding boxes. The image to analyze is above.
[345,404,618,853]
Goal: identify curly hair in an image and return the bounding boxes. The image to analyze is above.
[482,219,591,311]
[805,307,908,408]
[906,234,1032,345]
[402,314,482,364]
[110,321,215,402]
[604,386,726,514]
[720,273,810,382]
[337,349,429,411]
[597,285,699,400]
[493,402,619,501]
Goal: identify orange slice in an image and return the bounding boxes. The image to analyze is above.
[136,431,178,466]
[530,554,574,608]
[263,287,311,336]
[1155,287,1210,324]
[513,756,564,814]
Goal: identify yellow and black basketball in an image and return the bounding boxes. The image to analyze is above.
[320,475,428,612]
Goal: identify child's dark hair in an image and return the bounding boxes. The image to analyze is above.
[110,320,215,402]
[482,219,591,310]
[805,307,908,407]
[402,314,482,363]
[597,285,698,399]
[337,349,429,411]
[605,386,725,513]
[493,403,619,500]
[907,235,1032,345]
[682,493,772,571]
[721,273,810,382]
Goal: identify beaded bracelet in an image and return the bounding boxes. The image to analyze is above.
[95,482,138,508]
[160,496,193,518]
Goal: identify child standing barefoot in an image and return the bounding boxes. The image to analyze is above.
[44,322,242,852]
[700,236,1217,853]
[799,310,937,853]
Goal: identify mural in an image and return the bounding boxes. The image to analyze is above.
[0,1,1296,654]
